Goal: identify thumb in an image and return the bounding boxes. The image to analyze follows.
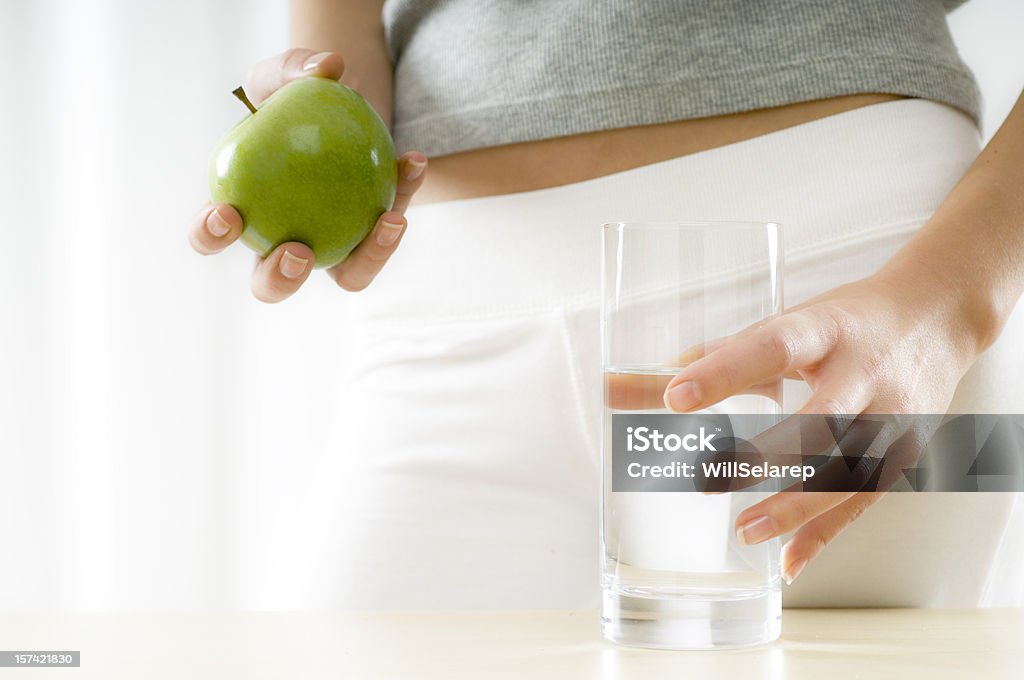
[245,48,345,104]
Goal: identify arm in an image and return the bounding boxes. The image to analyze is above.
[289,0,394,126]
[661,91,1024,583]
[876,91,1024,358]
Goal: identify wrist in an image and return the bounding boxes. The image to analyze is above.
[873,253,1005,366]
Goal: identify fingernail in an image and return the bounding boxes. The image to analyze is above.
[207,209,231,237]
[377,219,404,246]
[665,380,701,412]
[737,515,776,545]
[404,157,426,181]
[784,558,808,585]
[303,51,332,71]
[279,251,309,279]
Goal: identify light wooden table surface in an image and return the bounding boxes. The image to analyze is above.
[1,609,1020,678]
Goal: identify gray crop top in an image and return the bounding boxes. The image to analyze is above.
[382,0,979,158]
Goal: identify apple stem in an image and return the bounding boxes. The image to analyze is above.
[232,86,258,115]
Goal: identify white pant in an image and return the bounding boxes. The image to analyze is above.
[271,100,1024,609]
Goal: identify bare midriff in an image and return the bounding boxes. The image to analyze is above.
[413,93,905,205]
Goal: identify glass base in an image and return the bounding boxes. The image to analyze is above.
[601,585,781,650]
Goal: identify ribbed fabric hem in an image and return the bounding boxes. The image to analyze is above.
[392,54,980,157]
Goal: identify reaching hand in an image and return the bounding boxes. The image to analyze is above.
[658,272,982,583]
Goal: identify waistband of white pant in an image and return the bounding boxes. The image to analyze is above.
[348,99,979,323]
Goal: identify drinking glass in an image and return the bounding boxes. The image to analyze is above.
[601,221,783,649]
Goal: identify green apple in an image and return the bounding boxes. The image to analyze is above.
[209,77,397,269]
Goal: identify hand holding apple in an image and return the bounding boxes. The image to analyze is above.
[189,49,428,302]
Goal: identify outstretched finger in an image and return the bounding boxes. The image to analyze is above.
[663,308,841,412]
[778,492,885,583]
[604,370,781,411]
[733,490,856,552]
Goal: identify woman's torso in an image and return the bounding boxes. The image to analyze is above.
[385,0,977,205]
[414,93,904,204]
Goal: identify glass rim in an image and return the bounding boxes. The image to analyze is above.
[601,220,781,232]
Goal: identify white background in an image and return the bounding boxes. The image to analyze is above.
[0,0,1022,611]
